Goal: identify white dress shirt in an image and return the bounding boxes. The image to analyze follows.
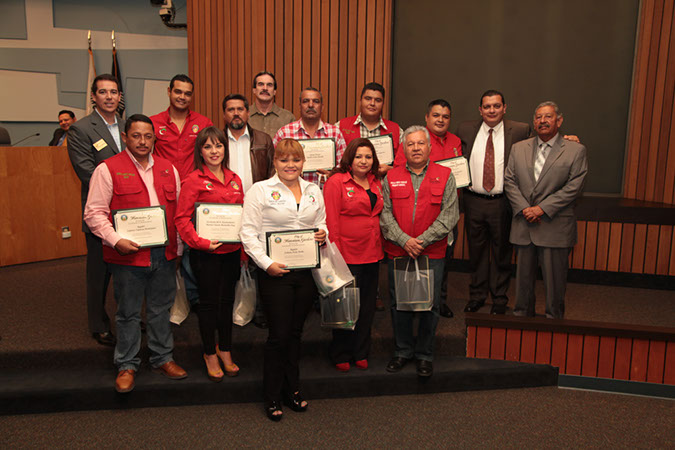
[469,120,505,195]
[95,108,122,152]
[240,174,327,270]
[227,127,253,193]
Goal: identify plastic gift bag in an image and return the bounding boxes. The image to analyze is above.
[320,283,360,330]
[312,239,354,296]
[233,266,256,326]
[170,272,190,325]
[393,256,434,312]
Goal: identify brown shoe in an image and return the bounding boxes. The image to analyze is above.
[115,369,136,393]
[153,361,187,380]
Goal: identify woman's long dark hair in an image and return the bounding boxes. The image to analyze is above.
[193,126,230,172]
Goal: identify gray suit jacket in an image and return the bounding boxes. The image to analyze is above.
[67,110,125,232]
[504,134,588,248]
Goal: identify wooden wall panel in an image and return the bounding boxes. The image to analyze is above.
[646,340,666,383]
[0,147,87,267]
[625,0,675,205]
[187,0,394,128]
[490,328,506,360]
[597,336,616,379]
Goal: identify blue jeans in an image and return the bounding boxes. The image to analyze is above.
[180,248,200,307]
[388,257,445,362]
[109,247,176,371]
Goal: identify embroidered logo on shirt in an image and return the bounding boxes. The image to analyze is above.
[271,191,281,200]
[343,129,354,135]
[230,180,240,190]
[308,194,316,203]
[205,181,213,190]
[390,181,407,187]
[346,188,355,198]
[159,127,167,136]
[192,124,199,133]
[116,172,136,179]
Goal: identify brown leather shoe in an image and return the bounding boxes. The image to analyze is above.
[115,369,136,393]
[153,361,187,380]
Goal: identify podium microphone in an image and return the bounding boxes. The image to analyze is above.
[12,132,41,146]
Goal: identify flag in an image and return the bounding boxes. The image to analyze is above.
[85,31,96,116]
[112,37,126,118]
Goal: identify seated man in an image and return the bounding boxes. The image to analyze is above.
[49,110,76,146]
[84,114,187,393]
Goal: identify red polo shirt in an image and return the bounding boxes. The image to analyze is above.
[428,127,462,162]
[151,108,213,180]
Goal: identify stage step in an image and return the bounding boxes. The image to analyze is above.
[0,356,557,415]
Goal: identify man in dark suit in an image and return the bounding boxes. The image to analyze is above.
[504,102,587,318]
[49,110,76,146]
[67,74,125,346]
[456,90,531,314]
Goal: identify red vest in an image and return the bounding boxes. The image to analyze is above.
[103,151,178,267]
[384,162,451,259]
[338,115,400,161]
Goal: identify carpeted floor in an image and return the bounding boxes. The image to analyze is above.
[0,387,673,448]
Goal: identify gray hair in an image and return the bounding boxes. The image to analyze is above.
[402,125,430,144]
[534,101,563,118]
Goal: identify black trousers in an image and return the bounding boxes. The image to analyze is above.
[189,249,241,354]
[330,262,379,364]
[463,192,513,306]
[258,269,317,403]
[85,232,112,334]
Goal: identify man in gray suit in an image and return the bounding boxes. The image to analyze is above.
[504,101,588,319]
[68,74,125,346]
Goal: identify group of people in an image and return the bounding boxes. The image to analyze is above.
[64,70,587,422]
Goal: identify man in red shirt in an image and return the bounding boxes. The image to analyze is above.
[425,99,462,319]
[151,74,213,180]
[151,74,213,308]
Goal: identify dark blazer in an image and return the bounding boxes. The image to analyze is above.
[223,124,275,183]
[49,128,66,146]
[456,119,532,171]
[504,135,588,248]
[67,111,126,232]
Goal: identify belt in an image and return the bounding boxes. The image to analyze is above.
[465,189,504,200]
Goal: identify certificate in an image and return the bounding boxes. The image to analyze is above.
[299,138,336,173]
[112,206,168,248]
[436,156,472,188]
[368,134,395,165]
[266,229,321,270]
[195,203,243,243]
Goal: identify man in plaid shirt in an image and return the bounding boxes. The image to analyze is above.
[273,87,346,186]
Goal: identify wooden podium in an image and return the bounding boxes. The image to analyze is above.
[0,146,86,266]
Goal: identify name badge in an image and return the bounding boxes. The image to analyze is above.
[93,139,108,151]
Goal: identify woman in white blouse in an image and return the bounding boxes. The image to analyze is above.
[240,138,327,422]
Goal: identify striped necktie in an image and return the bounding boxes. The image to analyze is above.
[482,128,495,192]
[534,142,550,181]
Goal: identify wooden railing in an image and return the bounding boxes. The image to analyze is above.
[466,313,675,385]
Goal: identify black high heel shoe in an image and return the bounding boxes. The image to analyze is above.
[265,401,283,422]
[283,391,308,412]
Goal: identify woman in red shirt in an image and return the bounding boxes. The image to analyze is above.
[323,138,384,372]
[175,127,244,382]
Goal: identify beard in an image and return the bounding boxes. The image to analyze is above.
[230,120,245,130]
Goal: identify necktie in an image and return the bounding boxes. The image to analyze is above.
[483,128,495,192]
[534,142,549,181]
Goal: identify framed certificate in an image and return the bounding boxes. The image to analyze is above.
[436,156,472,188]
[299,138,336,173]
[195,203,243,243]
[368,134,395,165]
[266,228,321,270]
[112,206,168,248]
